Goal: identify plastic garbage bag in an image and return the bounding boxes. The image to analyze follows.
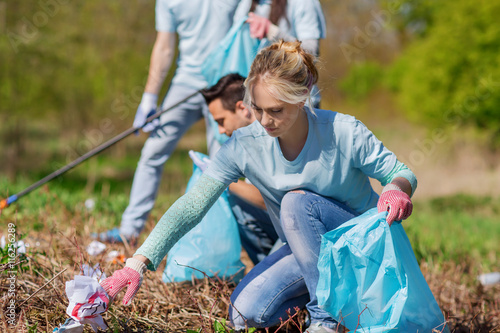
[163,152,245,282]
[201,17,264,87]
[201,17,266,146]
[316,208,449,333]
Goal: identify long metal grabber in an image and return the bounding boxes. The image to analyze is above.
[0,90,200,212]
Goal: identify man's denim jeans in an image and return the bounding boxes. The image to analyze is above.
[228,193,279,265]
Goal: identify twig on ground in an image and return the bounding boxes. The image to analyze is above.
[272,306,302,332]
[19,268,68,306]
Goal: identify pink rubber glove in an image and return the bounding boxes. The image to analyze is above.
[377,184,413,226]
[247,13,271,39]
[100,258,147,306]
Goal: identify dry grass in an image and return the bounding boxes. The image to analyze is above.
[0,209,307,333]
[0,209,499,333]
[421,261,500,332]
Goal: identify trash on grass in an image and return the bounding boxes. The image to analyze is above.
[53,318,84,333]
[106,250,126,264]
[1,235,27,254]
[81,263,107,283]
[55,275,110,332]
[86,240,106,256]
[478,272,500,286]
[84,198,96,211]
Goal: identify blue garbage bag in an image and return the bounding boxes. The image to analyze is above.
[316,208,449,333]
[201,17,264,86]
[201,17,266,145]
[163,153,245,282]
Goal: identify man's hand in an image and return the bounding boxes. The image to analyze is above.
[247,13,271,39]
[133,92,160,133]
[100,257,147,306]
[377,184,413,226]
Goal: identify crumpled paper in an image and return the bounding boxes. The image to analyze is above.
[86,240,106,256]
[81,263,107,283]
[54,275,110,332]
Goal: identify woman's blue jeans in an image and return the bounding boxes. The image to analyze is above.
[230,190,358,330]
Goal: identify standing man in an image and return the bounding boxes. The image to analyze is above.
[234,0,326,107]
[95,0,241,243]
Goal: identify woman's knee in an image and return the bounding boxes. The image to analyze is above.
[229,246,300,329]
[229,287,267,329]
[280,190,313,231]
[281,190,309,209]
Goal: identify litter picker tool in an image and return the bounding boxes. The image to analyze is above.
[0,90,200,212]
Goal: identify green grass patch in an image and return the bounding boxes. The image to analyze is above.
[0,116,205,227]
[406,194,500,271]
[3,173,498,273]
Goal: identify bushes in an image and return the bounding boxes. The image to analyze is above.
[339,0,500,145]
[388,0,500,139]
[1,1,158,126]
[339,61,384,101]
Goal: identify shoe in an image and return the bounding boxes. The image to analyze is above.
[305,323,338,333]
[91,227,127,244]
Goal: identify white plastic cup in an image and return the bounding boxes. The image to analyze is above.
[478,272,500,286]
[85,198,95,211]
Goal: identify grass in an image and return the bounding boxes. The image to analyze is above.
[0,118,207,232]
[1,172,499,332]
[408,194,500,271]
[0,195,499,332]
[3,165,498,273]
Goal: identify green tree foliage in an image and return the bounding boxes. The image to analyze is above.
[381,0,444,38]
[387,0,500,139]
[0,1,159,127]
[339,61,384,101]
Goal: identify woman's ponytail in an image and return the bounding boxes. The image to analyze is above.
[244,40,319,107]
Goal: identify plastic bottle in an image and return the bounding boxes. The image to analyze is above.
[477,272,500,286]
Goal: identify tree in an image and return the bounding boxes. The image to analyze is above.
[388,0,500,142]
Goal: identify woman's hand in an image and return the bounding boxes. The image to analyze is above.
[100,257,148,306]
[247,13,271,39]
[377,184,413,226]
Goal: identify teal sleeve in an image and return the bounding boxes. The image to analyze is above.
[379,160,418,197]
[134,174,227,271]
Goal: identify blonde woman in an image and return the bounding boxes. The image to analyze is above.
[101,41,416,333]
